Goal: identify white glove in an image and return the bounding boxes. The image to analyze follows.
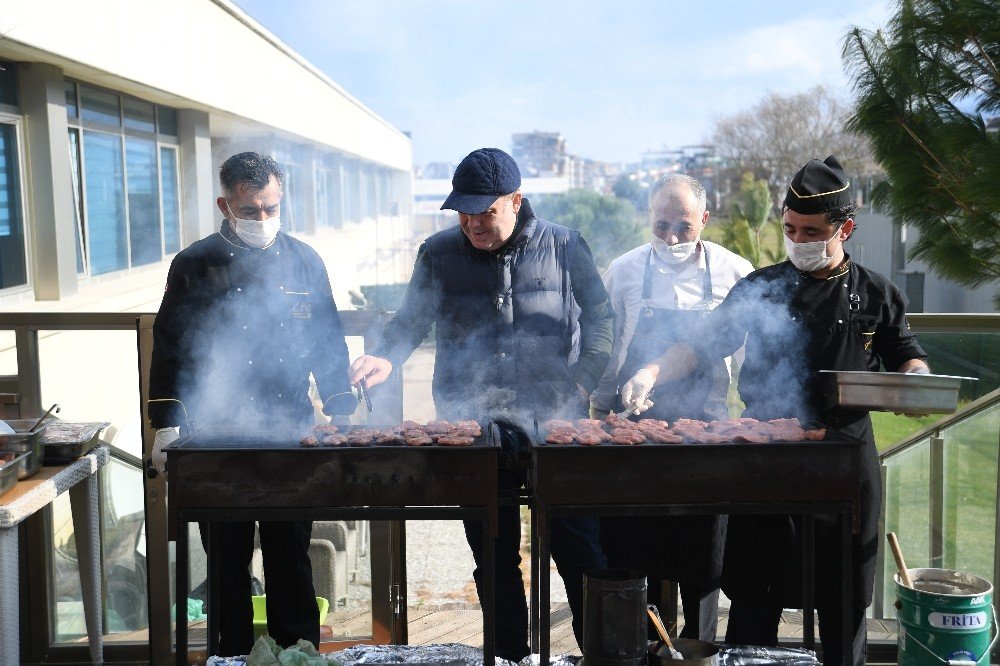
[152,427,179,475]
[621,369,656,415]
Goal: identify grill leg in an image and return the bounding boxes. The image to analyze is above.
[802,514,815,650]
[482,518,496,663]
[539,508,551,665]
[176,520,189,666]
[530,512,539,653]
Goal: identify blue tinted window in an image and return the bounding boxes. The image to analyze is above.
[65,81,78,119]
[126,137,160,266]
[0,123,27,289]
[83,131,127,274]
[157,107,178,136]
[0,62,16,107]
[160,147,180,254]
[123,98,155,133]
[80,86,120,127]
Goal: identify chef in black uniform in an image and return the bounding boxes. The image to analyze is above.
[627,156,929,665]
[148,152,356,656]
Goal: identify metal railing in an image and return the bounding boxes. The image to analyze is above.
[0,310,404,664]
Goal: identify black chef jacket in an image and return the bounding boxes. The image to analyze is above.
[696,257,927,606]
[149,222,354,431]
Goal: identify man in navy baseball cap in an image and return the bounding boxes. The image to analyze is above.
[441,147,522,214]
[349,145,612,660]
[440,148,524,251]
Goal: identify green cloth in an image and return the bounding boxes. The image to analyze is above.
[246,636,336,666]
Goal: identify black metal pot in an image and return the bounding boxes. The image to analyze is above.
[647,639,719,666]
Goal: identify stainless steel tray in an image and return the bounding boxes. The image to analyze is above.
[0,419,49,479]
[819,370,976,414]
[41,422,109,464]
[0,451,29,499]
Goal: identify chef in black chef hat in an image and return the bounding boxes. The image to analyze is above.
[781,155,860,275]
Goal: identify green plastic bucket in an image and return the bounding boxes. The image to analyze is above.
[251,595,329,639]
[896,568,997,665]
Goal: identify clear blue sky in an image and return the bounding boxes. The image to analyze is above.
[232,0,893,167]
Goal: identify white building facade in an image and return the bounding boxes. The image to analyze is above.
[0,0,413,310]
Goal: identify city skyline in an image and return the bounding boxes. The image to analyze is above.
[232,0,893,167]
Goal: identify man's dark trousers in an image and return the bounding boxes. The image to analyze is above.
[463,470,607,661]
[202,520,319,657]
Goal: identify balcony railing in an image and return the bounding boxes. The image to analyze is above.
[0,311,997,663]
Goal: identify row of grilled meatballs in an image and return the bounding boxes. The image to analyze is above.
[543,414,827,446]
[301,419,482,448]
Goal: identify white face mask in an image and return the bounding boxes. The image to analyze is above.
[228,205,281,248]
[651,236,698,265]
[784,233,836,272]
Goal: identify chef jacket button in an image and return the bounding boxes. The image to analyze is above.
[249,396,254,401]
[838,319,844,324]
[791,316,796,320]
[278,393,282,398]
[280,322,284,328]
[243,325,248,330]
[279,358,284,363]
[248,360,253,365]
[230,253,234,257]
[500,352,506,358]
[237,287,242,292]
[276,251,280,255]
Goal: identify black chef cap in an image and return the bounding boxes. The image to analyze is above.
[783,155,853,215]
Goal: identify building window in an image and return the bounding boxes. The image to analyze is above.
[68,129,85,273]
[82,131,127,275]
[0,61,17,108]
[67,82,181,275]
[0,121,27,290]
[160,147,181,254]
[125,137,160,266]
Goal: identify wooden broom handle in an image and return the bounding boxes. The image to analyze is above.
[887,532,914,588]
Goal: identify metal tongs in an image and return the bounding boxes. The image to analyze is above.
[357,377,374,413]
[614,403,640,419]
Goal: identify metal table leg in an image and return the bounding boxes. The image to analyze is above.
[0,527,18,666]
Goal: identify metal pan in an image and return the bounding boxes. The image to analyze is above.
[0,451,29,498]
[647,639,719,666]
[0,419,50,479]
[819,370,976,414]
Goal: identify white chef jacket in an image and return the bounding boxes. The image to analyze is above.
[591,239,754,412]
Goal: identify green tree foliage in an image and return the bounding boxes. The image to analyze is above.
[843,0,1000,305]
[533,189,646,271]
[612,173,649,213]
[709,173,786,268]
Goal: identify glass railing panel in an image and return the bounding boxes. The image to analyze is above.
[168,523,208,646]
[915,332,999,400]
[51,456,150,644]
[37,329,143,459]
[872,331,999,449]
[881,437,932,618]
[941,402,1000,580]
